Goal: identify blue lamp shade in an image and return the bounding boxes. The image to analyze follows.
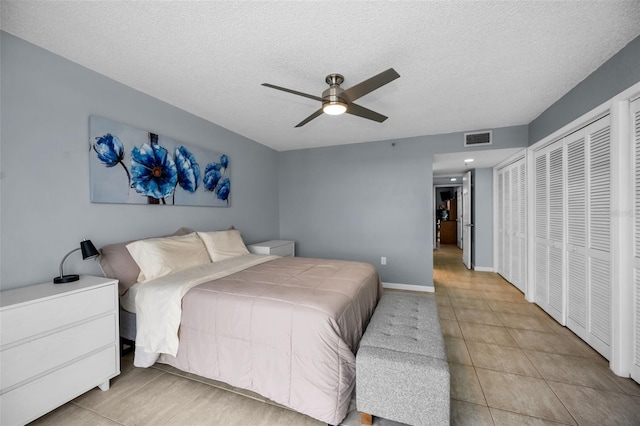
[53,240,99,284]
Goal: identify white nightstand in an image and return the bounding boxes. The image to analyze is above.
[0,276,120,425]
[247,240,295,257]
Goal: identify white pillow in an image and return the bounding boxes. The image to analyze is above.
[197,229,250,262]
[126,232,211,282]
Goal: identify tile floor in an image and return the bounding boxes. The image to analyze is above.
[434,244,640,426]
[29,245,640,425]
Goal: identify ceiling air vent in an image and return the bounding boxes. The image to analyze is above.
[464,130,492,147]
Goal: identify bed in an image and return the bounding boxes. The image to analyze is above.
[99,228,381,425]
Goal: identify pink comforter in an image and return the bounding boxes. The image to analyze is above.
[158,256,381,425]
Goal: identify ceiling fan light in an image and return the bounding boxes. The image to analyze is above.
[323,101,347,115]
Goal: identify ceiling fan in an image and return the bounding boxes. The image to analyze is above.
[262,68,400,128]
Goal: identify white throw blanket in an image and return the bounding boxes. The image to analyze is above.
[134,254,277,367]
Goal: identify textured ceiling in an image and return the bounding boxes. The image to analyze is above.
[2,1,639,152]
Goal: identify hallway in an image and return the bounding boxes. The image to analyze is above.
[434,244,640,425]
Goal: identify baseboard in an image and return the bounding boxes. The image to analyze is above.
[473,266,494,272]
[382,282,435,293]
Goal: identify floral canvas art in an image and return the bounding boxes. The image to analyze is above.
[89,116,231,206]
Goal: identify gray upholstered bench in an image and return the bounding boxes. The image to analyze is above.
[356,292,450,426]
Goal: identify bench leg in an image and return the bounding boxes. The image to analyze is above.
[359,412,373,425]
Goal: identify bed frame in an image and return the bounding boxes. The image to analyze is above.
[119,305,136,356]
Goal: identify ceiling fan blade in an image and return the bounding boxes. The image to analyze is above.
[341,68,400,103]
[295,109,324,127]
[346,103,388,123]
[262,83,324,102]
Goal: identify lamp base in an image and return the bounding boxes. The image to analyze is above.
[54,274,80,284]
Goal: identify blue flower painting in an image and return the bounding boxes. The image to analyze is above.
[202,154,230,204]
[203,163,222,191]
[175,146,200,193]
[89,116,231,207]
[93,133,131,185]
[216,177,231,201]
[131,143,178,200]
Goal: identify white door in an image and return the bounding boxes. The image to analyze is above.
[503,169,512,281]
[516,161,527,293]
[497,170,505,276]
[586,116,612,359]
[534,140,566,324]
[631,97,640,383]
[547,142,566,324]
[495,157,527,293]
[566,130,588,339]
[456,187,463,248]
[534,148,550,310]
[462,171,472,269]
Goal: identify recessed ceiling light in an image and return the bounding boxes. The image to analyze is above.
[464,158,474,162]
[450,178,457,181]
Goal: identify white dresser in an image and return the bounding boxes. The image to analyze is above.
[0,276,120,426]
[247,240,295,257]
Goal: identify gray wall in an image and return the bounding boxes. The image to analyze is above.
[279,126,527,287]
[529,35,640,145]
[1,29,530,291]
[0,32,280,290]
[471,168,493,269]
[279,139,434,286]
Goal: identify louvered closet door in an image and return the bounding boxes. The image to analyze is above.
[511,166,520,288]
[632,98,640,383]
[517,162,527,293]
[504,169,512,282]
[547,142,566,323]
[497,170,505,277]
[587,116,612,359]
[534,149,550,307]
[566,130,588,341]
[496,158,526,293]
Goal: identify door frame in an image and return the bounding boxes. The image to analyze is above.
[462,171,472,269]
[432,184,462,249]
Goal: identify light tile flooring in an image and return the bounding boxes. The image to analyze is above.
[30,245,640,425]
[435,244,640,426]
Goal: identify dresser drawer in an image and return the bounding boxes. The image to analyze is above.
[1,313,116,391]
[0,285,115,347]
[1,345,117,426]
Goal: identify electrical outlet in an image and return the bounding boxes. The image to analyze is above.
[381,256,387,265]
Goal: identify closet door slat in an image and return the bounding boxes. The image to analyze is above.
[511,167,519,286]
[498,171,504,276]
[547,144,565,321]
[586,116,612,359]
[534,150,549,305]
[535,241,549,302]
[535,155,548,240]
[566,134,588,336]
[567,137,586,247]
[630,98,640,383]
[589,126,611,252]
[590,257,611,346]
[568,251,587,329]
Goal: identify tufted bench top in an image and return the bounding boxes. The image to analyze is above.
[359,292,446,360]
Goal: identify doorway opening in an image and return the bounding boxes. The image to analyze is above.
[433,171,472,270]
[433,184,461,248]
